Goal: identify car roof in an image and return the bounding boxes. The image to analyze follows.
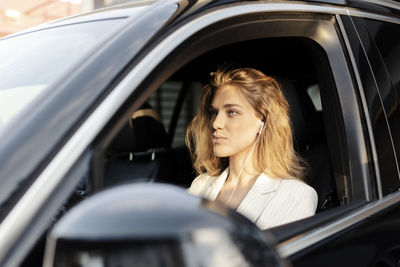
[15,0,400,31]
[199,0,400,18]
[81,0,400,20]
[74,0,400,22]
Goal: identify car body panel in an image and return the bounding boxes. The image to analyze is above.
[0,1,178,221]
[288,192,400,266]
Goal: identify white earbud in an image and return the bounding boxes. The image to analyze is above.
[258,121,265,135]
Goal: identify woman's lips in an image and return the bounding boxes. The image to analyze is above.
[212,134,227,144]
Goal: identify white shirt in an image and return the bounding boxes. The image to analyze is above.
[188,168,318,230]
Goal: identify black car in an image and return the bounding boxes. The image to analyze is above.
[0,0,400,266]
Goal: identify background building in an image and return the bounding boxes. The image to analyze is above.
[0,0,137,37]
[83,0,133,11]
[0,0,83,37]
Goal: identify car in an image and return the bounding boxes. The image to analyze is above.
[0,0,400,266]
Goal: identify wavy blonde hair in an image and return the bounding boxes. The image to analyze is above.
[185,68,306,179]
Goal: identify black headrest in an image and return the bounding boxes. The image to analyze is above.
[279,81,322,151]
[131,110,167,152]
[109,103,167,153]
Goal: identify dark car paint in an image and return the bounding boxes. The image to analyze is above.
[46,183,286,266]
[0,1,178,220]
[289,197,400,266]
[0,0,399,266]
[17,151,94,267]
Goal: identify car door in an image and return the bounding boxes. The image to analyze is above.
[284,10,400,267]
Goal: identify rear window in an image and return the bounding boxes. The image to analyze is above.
[363,18,400,195]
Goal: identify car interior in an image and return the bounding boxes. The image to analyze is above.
[101,37,345,215]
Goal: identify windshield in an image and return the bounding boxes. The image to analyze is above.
[0,19,124,133]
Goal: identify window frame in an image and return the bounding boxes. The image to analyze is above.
[98,12,367,200]
[94,4,373,256]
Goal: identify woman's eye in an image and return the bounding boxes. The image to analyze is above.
[228,110,238,116]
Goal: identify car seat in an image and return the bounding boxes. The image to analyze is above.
[279,80,340,212]
[105,103,167,186]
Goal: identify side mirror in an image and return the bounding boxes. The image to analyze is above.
[43,183,289,267]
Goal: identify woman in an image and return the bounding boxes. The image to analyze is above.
[186,68,317,230]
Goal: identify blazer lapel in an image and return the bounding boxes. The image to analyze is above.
[236,173,281,223]
[206,168,229,201]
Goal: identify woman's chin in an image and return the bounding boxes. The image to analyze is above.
[213,147,231,158]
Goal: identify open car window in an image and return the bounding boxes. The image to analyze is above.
[98,12,367,239]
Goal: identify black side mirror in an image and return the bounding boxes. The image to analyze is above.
[43,183,289,267]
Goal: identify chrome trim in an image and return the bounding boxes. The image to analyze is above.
[0,0,399,263]
[360,0,400,15]
[348,9,400,24]
[336,13,383,199]
[277,190,400,257]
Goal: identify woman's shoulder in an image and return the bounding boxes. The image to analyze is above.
[256,177,318,229]
[187,172,214,195]
[278,178,318,201]
[191,172,210,185]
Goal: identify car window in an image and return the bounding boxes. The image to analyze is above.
[147,81,201,148]
[363,18,400,195]
[103,34,346,213]
[307,84,322,111]
[340,15,400,198]
[0,19,124,135]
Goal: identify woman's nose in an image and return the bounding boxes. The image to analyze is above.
[212,112,224,130]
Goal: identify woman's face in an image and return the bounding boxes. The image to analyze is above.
[210,85,262,159]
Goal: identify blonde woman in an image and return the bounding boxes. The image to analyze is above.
[186,68,317,230]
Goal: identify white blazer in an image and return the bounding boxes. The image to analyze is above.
[188,168,318,230]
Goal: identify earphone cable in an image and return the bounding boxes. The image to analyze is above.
[225,133,261,207]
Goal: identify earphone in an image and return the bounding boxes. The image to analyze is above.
[258,121,265,135]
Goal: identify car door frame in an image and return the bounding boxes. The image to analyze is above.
[92,1,377,260]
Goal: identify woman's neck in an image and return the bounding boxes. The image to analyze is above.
[228,149,258,184]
